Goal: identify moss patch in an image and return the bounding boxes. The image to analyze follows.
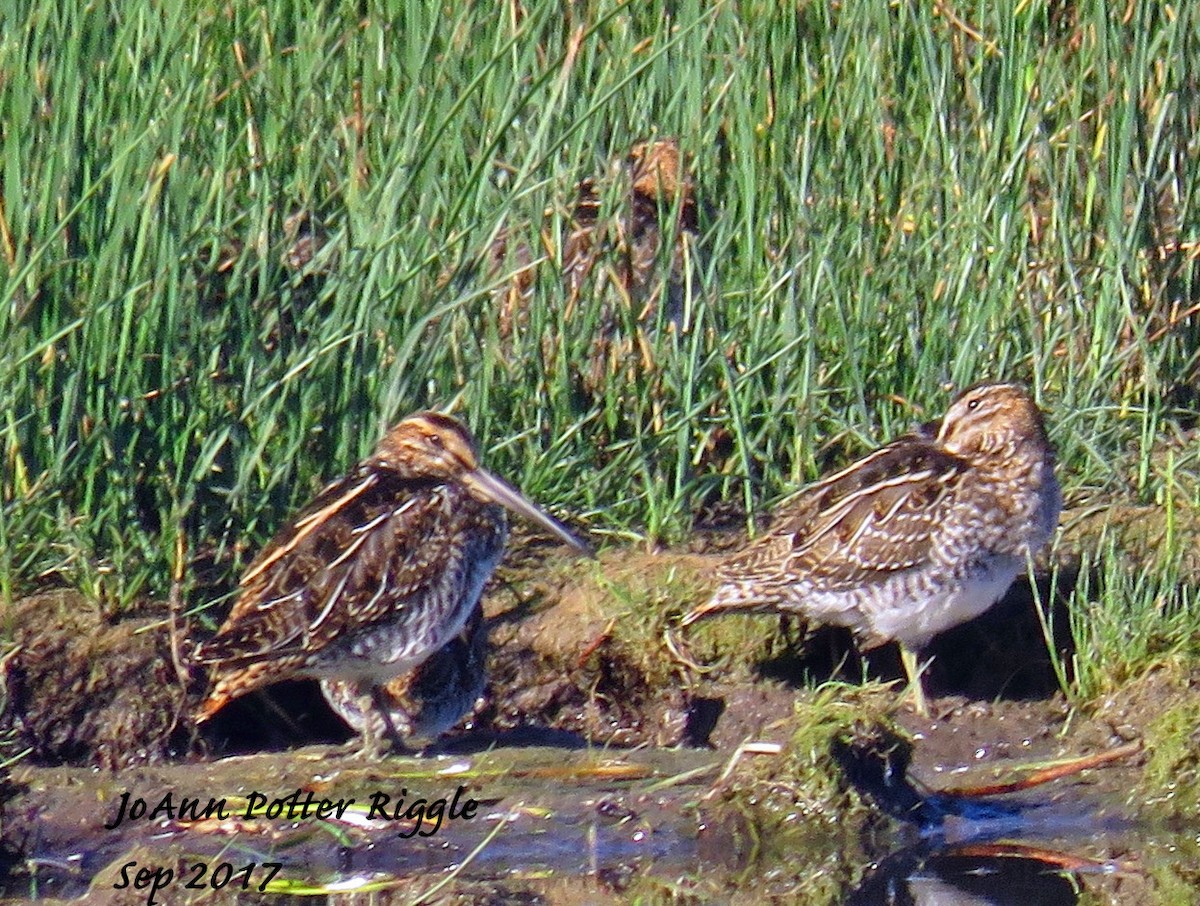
[1140,694,1200,823]
[702,686,911,904]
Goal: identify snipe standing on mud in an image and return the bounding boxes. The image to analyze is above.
[681,382,1061,717]
[194,412,592,756]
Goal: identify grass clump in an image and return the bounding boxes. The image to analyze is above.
[1055,530,1200,704]
[703,686,909,901]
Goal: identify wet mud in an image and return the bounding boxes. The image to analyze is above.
[2,505,1199,901]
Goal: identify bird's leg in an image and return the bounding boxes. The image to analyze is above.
[374,688,414,754]
[900,646,930,718]
[353,687,389,761]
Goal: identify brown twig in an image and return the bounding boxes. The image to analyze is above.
[576,618,616,668]
[940,740,1143,798]
[947,840,1140,875]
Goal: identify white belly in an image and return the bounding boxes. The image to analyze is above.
[869,555,1024,650]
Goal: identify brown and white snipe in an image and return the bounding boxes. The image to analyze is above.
[682,382,1061,716]
[194,411,591,756]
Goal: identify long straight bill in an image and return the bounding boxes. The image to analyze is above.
[465,469,594,557]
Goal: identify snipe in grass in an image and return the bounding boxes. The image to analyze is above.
[489,139,710,386]
[559,138,715,439]
[682,383,1061,717]
[194,411,591,757]
[562,138,705,324]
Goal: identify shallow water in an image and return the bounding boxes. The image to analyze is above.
[2,742,1190,904]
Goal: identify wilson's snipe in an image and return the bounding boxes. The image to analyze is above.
[562,138,705,325]
[194,411,591,756]
[682,383,1061,716]
[320,602,487,750]
[563,138,712,439]
[491,139,709,387]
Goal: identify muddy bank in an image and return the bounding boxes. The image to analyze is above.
[2,502,1198,784]
[0,591,193,769]
[2,503,1200,900]
[0,702,1174,904]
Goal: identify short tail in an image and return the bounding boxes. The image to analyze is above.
[194,694,225,724]
[193,661,278,724]
[680,582,774,627]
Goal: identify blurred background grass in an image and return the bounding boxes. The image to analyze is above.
[0,0,1197,669]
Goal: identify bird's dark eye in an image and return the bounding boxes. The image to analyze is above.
[426,433,445,449]
[967,398,981,411]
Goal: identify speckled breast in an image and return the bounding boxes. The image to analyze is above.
[314,494,507,683]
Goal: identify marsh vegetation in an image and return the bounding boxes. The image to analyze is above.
[2,0,1199,901]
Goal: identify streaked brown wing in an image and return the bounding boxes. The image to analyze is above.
[562,180,603,299]
[721,441,967,591]
[197,466,464,665]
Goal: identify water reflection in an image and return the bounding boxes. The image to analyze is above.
[849,849,1087,905]
[0,744,1176,903]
